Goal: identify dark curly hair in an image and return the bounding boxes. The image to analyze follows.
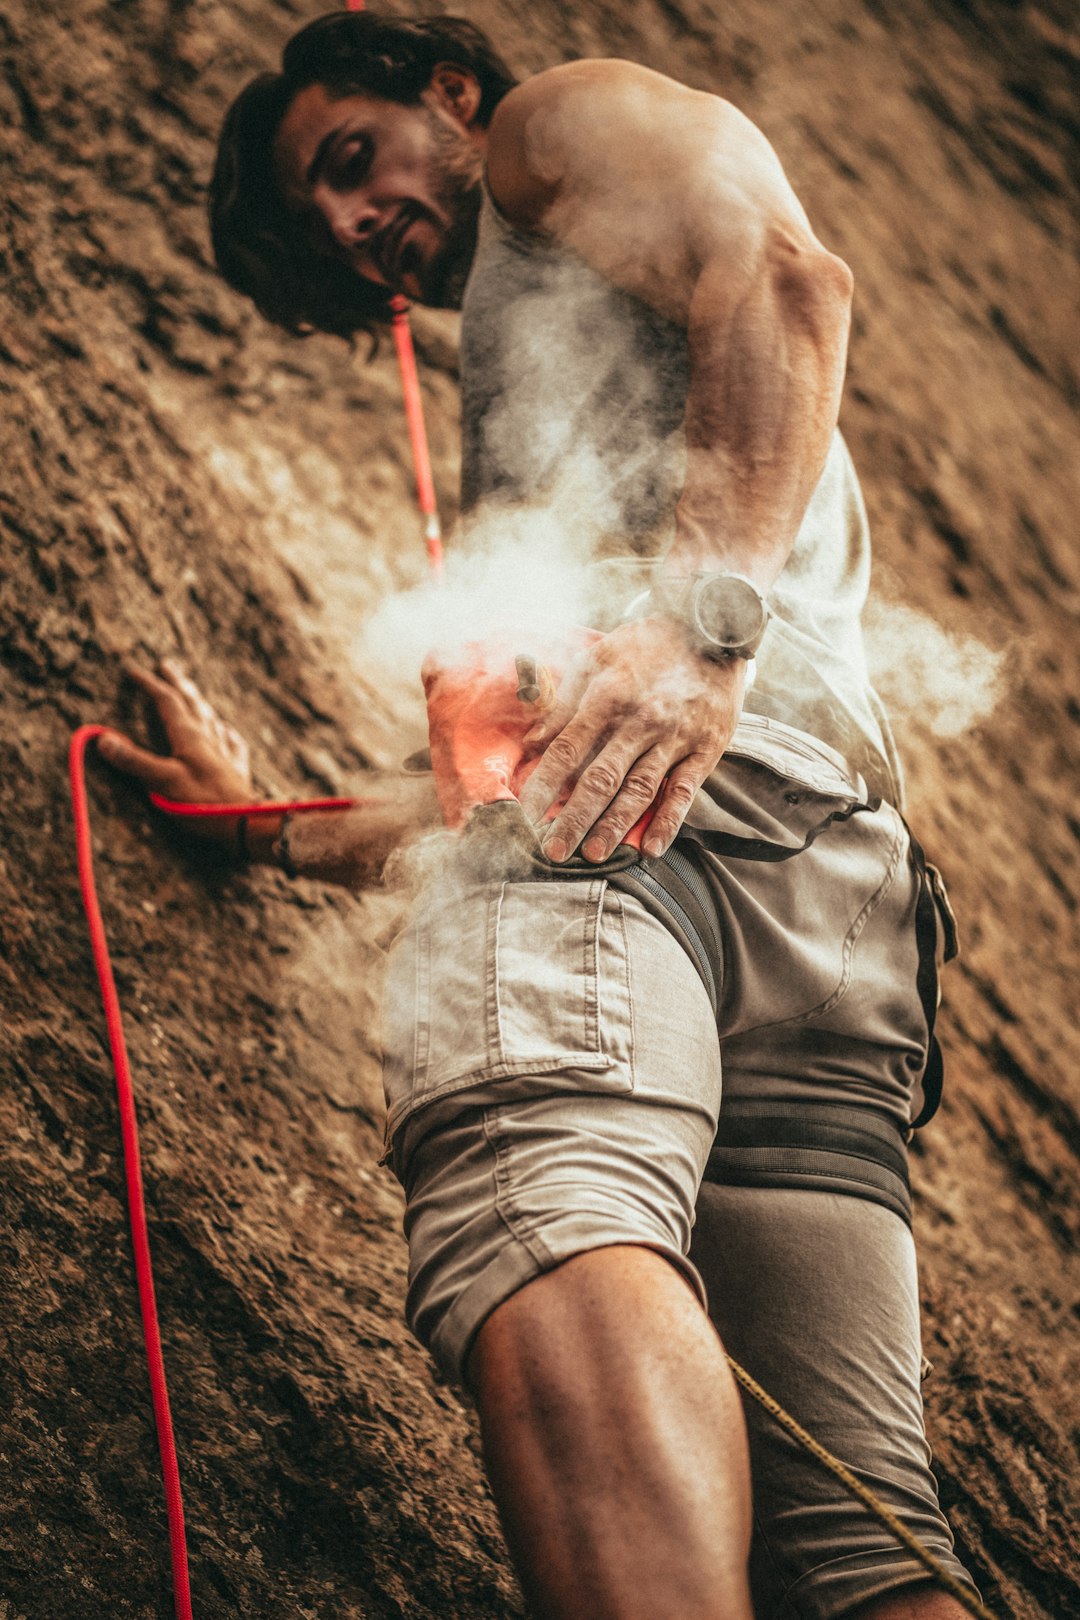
[209,11,517,341]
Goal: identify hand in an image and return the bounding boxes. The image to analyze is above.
[97,661,256,848]
[518,617,748,862]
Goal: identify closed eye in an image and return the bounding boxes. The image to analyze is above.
[332,135,373,189]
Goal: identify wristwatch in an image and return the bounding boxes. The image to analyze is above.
[648,570,770,661]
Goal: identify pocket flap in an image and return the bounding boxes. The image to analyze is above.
[686,714,869,855]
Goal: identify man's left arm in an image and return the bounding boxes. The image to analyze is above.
[98,662,439,888]
[493,63,853,859]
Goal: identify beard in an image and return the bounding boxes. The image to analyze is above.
[414,110,484,309]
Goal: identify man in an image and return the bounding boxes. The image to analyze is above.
[102,12,980,1619]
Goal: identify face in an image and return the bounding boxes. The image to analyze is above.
[272,73,485,309]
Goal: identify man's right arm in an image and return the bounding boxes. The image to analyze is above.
[488,61,853,861]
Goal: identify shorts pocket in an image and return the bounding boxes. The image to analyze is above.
[382,878,633,1155]
[687,713,870,856]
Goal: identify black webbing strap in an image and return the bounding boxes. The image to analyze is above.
[704,1098,913,1227]
[609,843,724,1014]
[905,828,959,1130]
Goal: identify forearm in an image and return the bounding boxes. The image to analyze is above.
[244,776,441,889]
[669,239,853,587]
[100,664,443,887]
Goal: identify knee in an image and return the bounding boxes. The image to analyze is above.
[467,1243,712,1405]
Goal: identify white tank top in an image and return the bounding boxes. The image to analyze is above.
[459,187,904,804]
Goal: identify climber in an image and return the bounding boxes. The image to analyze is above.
[102,11,983,1619]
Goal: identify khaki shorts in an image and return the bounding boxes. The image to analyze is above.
[693,1185,976,1617]
[383,878,721,1380]
[380,733,977,1617]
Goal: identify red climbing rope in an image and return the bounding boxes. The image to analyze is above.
[147,793,356,817]
[343,0,443,571]
[390,295,444,575]
[70,725,194,1620]
[66,10,439,1615]
[70,729,386,1616]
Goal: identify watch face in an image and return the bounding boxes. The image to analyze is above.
[693,575,768,650]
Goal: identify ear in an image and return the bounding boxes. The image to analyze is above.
[427,63,484,129]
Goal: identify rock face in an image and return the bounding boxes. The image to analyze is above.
[1,1,1076,1615]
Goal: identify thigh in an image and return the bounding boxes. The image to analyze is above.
[691,1184,978,1619]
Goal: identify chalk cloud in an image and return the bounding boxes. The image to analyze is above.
[863,596,1005,738]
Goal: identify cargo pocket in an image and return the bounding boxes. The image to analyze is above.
[381,878,634,1159]
[686,712,872,858]
[682,715,902,1035]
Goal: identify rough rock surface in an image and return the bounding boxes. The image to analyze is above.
[1,1,1077,1615]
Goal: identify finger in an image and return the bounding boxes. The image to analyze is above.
[522,656,592,751]
[221,723,251,774]
[125,662,191,716]
[537,737,645,863]
[640,754,715,857]
[160,659,218,727]
[578,744,669,863]
[124,664,206,752]
[518,692,616,825]
[96,730,184,794]
[522,690,577,752]
[124,662,174,698]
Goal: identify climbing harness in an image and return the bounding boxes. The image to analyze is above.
[707,1098,914,1228]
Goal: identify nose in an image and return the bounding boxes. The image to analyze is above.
[317,189,380,261]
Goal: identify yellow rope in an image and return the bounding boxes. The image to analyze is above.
[726,1355,998,1620]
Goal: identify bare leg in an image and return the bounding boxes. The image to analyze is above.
[848,1587,976,1620]
[468,1244,754,1620]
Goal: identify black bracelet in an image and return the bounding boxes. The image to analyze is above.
[235,814,250,864]
[276,811,299,879]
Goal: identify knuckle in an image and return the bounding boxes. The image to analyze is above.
[665,776,698,810]
[559,789,601,835]
[553,813,587,847]
[622,767,662,803]
[580,759,624,799]
[544,735,582,772]
[595,806,638,846]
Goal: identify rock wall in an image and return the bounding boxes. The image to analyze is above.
[1,1,1076,1614]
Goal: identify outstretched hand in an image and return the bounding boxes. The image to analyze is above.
[97,661,254,846]
[518,617,748,862]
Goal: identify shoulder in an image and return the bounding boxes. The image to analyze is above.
[492,56,721,131]
[486,59,798,239]
[486,61,719,223]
